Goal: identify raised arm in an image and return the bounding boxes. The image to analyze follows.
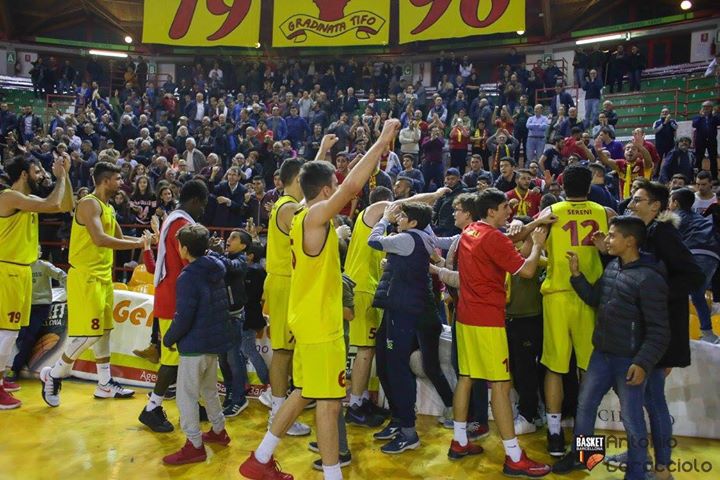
[0,158,71,215]
[306,120,400,227]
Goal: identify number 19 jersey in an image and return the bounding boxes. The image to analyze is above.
[541,200,608,295]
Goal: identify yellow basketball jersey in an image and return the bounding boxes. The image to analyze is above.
[69,194,116,282]
[266,195,299,277]
[288,208,343,344]
[0,191,38,265]
[344,209,385,294]
[541,200,608,295]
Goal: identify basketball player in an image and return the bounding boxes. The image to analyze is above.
[539,165,614,456]
[239,119,401,480]
[40,162,143,407]
[262,157,311,436]
[0,156,72,409]
[139,179,209,432]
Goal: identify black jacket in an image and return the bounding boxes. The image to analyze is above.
[433,182,466,235]
[209,251,248,313]
[212,181,247,228]
[644,212,704,368]
[164,255,232,355]
[571,253,670,374]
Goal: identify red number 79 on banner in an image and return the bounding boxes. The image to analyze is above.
[410,0,511,34]
[169,0,252,41]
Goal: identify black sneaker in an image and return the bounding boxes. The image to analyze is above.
[547,430,566,457]
[552,451,585,473]
[223,398,249,418]
[139,405,174,433]
[345,404,384,428]
[362,399,390,419]
[164,384,176,400]
[312,451,351,470]
[199,404,208,422]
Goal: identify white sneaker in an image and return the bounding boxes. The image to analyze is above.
[286,421,311,436]
[514,414,537,435]
[258,387,272,409]
[700,330,720,344]
[437,406,453,429]
[39,366,61,407]
[94,379,135,399]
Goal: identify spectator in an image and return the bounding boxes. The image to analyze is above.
[692,170,716,214]
[628,46,645,92]
[512,96,532,164]
[588,163,618,211]
[493,157,518,193]
[600,100,619,127]
[669,188,720,343]
[421,126,445,191]
[398,154,425,193]
[692,101,720,182]
[506,169,541,217]
[525,104,549,163]
[608,44,628,93]
[399,119,421,161]
[284,106,309,151]
[659,137,695,185]
[550,85,574,117]
[572,48,588,87]
[212,167,247,228]
[539,136,565,179]
[653,108,678,161]
[182,138,207,174]
[487,130,519,174]
[432,168,466,236]
[448,119,470,172]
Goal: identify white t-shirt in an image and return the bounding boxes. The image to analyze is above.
[692,192,717,215]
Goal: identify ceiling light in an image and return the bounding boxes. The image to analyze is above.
[89,49,129,58]
[124,35,133,44]
[516,30,525,35]
[576,33,625,45]
[680,1,692,10]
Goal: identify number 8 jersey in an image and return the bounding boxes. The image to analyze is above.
[541,200,608,295]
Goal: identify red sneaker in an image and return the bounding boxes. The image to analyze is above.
[239,452,293,480]
[202,428,231,446]
[467,422,490,440]
[0,387,21,410]
[448,440,484,460]
[503,450,551,478]
[162,440,207,465]
[2,379,20,393]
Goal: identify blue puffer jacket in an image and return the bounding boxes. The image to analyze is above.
[676,209,720,260]
[163,255,232,355]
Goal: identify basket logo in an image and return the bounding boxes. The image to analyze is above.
[575,435,606,471]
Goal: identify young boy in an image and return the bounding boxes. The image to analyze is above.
[243,243,270,388]
[161,224,232,465]
[553,216,670,480]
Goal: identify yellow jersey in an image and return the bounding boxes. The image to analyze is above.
[288,208,343,344]
[69,194,117,283]
[0,191,39,265]
[266,195,299,277]
[344,209,385,294]
[541,200,608,295]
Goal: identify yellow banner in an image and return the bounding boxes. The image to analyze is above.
[142,0,261,47]
[399,0,525,44]
[273,0,390,47]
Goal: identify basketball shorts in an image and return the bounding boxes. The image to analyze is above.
[293,336,347,399]
[159,317,179,367]
[264,274,295,350]
[456,322,510,381]
[0,263,32,330]
[349,291,381,347]
[541,291,595,373]
[67,268,114,337]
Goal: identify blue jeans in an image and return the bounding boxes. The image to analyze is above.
[585,99,600,128]
[574,351,649,480]
[644,368,673,467]
[690,254,718,331]
[526,137,545,163]
[240,324,269,385]
[574,68,586,87]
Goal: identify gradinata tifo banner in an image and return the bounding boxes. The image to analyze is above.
[399,0,526,44]
[142,0,261,47]
[272,0,390,48]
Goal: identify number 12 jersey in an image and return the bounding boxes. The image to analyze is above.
[541,200,608,295]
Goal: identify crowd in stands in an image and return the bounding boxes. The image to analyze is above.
[2,43,720,480]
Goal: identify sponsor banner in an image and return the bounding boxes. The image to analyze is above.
[273,0,390,47]
[399,0,526,45]
[142,0,261,47]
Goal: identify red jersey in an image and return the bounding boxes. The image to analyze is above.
[506,188,542,218]
[561,137,587,159]
[154,217,190,318]
[457,222,525,328]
